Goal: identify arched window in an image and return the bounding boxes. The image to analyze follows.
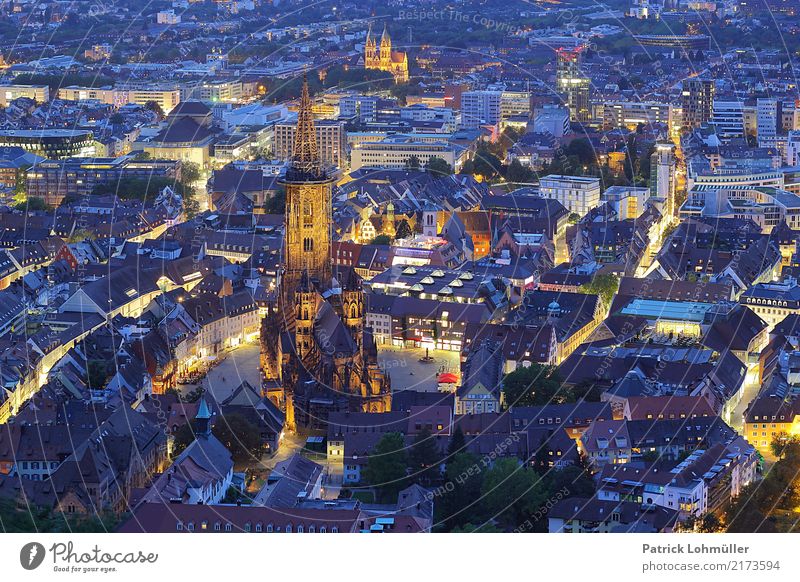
[297,524,304,533]
[286,524,292,533]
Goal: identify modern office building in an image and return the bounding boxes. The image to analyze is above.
[711,100,747,139]
[0,129,95,159]
[681,78,715,129]
[556,47,591,123]
[460,90,502,129]
[757,98,783,140]
[602,101,673,131]
[350,136,459,171]
[500,90,532,119]
[0,84,50,106]
[25,155,181,206]
[539,174,601,216]
[534,106,570,138]
[650,140,677,217]
[274,118,346,170]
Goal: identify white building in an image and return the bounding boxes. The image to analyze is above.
[460,90,502,129]
[534,106,570,138]
[539,175,601,216]
[350,136,460,171]
[711,100,746,139]
[757,98,782,140]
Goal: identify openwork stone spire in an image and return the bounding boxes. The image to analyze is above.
[290,73,322,179]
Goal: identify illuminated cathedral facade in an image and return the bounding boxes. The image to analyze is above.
[364,24,409,83]
[261,77,391,433]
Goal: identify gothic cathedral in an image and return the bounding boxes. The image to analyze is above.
[261,77,391,433]
[364,24,409,83]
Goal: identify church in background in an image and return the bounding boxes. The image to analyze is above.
[364,24,409,83]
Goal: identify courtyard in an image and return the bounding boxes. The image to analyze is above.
[377,344,461,393]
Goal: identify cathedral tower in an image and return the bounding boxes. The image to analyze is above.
[281,75,335,293]
[379,24,392,64]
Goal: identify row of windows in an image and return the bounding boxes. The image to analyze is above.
[177,521,338,533]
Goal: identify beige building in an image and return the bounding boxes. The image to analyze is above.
[274,119,345,170]
[58,86,123,106]
[350,136,459,171]
[0,84,49,106]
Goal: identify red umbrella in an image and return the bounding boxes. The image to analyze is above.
[438,373,459,384]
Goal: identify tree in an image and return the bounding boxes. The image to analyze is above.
[173,413,262,464]
[567,212,581,224]
[14,196,49,212]
[502,364,565,407]
[506,159,533,184]
[395,219,413,240]
[564,138,597,165]
[769,432,799,459]
[213,413,262,464]
[579,273,620,308]
[470,145,503,180]
[371,234,393,246]
[363,432,408,503]
[171,422,195,457]
[450,522,503,533]
[409,428,441,486]
[405,155,421,170]
[437,452,484,531]
[264,187,286,214]
[697,512,721,533]
[481,458,546,530]
[447,426,466,458]
[144,100,165,119]
[0,498,119,533]
[87,360,109,390]
[624,135,639,182]
[425,156,453,177]
[180,161,202,185]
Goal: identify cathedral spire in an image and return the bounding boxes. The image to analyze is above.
[289,73,322,179]
[380,23,390,45]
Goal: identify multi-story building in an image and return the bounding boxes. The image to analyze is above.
[274,118,345,170]
[350,136,460,171]
[0,84,49,106]
[650,140,677,217]
[602,100,673,131]
[460,90,502,129]
[539,174,601,216]
[757,98,783,140]
[57,86,125,106]
[533,106,570,138]
[681,78,715,129]
[339,95,378,123]
[117,83,181,113]
[711,100,747,139]
[182,80,243,104]
[25,155,181,206]
[500,90,532,119]
[556,47,590,123]
[740,279,800,330]
[0,129,95,159]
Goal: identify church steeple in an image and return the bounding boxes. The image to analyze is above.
[193,398,212,438]
[288,74,323,180]
[281,72,335,292]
